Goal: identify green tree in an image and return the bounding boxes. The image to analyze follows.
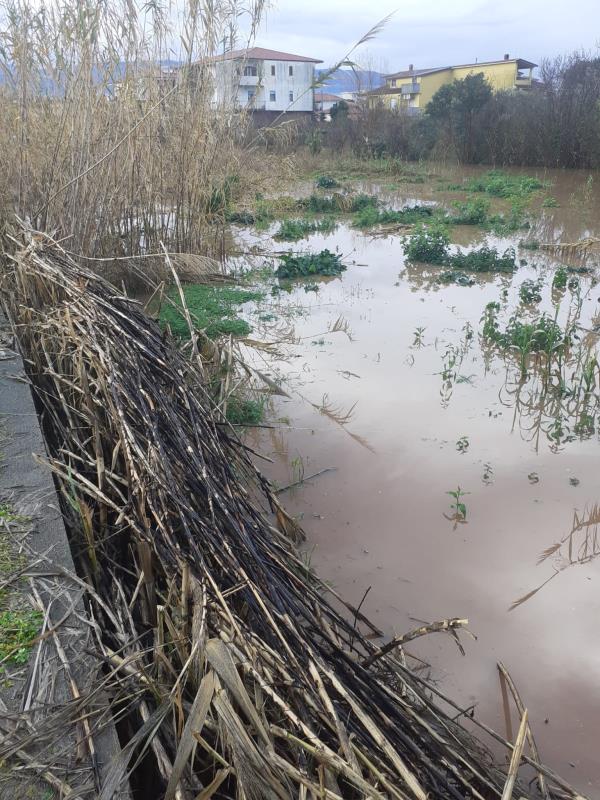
[427,73,492,162]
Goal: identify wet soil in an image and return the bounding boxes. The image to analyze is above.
[236,166,600,797]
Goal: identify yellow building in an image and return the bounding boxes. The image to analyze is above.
[367,55,537,113]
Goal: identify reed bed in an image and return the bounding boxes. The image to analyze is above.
[0,233,587,799]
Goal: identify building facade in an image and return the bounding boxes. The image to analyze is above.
[207,47,322,113]
[367,55,537,113]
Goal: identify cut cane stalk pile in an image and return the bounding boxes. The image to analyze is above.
[0,231,586,799]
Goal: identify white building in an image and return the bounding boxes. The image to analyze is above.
[206,47,322,114]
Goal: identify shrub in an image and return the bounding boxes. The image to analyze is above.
[276,250,346,279]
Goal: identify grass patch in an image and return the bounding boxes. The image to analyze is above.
[160,284,263,339]
[352,204,433,229]
[274,218,336,241]
[225,396,264,426]
[0,609,43,670]
[276,249,346,279]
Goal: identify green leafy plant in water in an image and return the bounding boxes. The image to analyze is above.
[160,285,263,340]
[451,196,490,225]
[276,250,346,279]
[519,279,542,304]
[439,271,474,286]
[0,609,43,669]
[463,170,549,198]
[552,266,568,290]
[446,486,469,520]
[274,218,336,241]
[404,223,450,264]
[353,204,433,229]
[542,196,559,208]
[450,246,516,274]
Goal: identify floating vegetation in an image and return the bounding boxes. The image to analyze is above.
[438,271,475,286]
[274,218,336,241]
[276,249,346,279]
[519,279,543,304]
[353,204,433,229]
[160,284,263,339]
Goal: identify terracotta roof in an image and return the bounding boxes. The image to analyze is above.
[315,92,342,101]
[211,47,322,64]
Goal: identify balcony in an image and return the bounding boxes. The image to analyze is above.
[239,74,259,86]
[514,76,532,87]
[401,83,420,95]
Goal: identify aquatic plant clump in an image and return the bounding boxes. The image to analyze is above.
[404,223,451,264]
[482,302,572,354]
[451,197,490,225]
[449,246,517,274]
[519,279,543,303]
[463,170,549,198]
[274,218,336,241]
[353,204,434,229]
[276,249,347,279]
[297,192,378,214]
[160,284,263,339]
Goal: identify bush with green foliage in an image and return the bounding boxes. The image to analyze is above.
[276,249,346,279]
[161,284,263,339]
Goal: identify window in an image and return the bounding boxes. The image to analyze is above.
[288,91,294,102]
[391,79,396,87]
[243,65,257,76]
[270,65,276,76]
[247,89,255,103]
[288,65,293,76]
[269,90,276,102]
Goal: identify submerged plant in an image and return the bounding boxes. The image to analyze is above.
[450,246,516,274]
[353,204,433,229]
[552,266,568,290]
[274,218,336,241]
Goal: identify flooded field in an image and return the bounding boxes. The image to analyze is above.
[228,166,600,797]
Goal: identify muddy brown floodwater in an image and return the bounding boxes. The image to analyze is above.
[235,166,600,797]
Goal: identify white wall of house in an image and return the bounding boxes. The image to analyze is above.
[212,58,315,112]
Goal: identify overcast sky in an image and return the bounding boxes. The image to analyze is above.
[253,0,599,73]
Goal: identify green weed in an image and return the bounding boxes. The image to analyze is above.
[519,279,543,303]
[450,246,516,274]
[353,204,433,229]
[315,175,340,189]
[446,486,469,520]
[463,170,549,198]
[276,250,346,279]
[225,396,264,426]
[542,196,559,208]
[552,266,568,290]
[404,223,450,264]
[451,196,490,225]
[274,218,336,241]
[0,609,43,670]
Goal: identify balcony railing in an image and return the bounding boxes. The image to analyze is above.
[238,74,259,86]
[401,83,420,95]
[514,77,532,87]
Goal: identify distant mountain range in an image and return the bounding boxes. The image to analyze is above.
[315,68,385,96]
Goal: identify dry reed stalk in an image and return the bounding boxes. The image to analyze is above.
[0,230,590,799]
